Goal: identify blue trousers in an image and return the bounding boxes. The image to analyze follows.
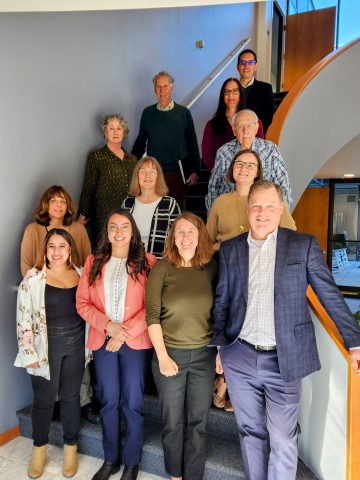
[220,340,301,480]
[93,342,150,466]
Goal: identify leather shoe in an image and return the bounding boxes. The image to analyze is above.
[91,460,121,480]
[120,465,139,480]
[81,403,101,424]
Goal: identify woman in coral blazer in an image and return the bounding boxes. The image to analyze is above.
[77,209,155,480]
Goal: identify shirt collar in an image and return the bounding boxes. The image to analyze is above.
[240,77,255,88]
[157,99,175,111]
[247,227,278,247]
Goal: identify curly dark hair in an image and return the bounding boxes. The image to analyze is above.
[210,78,245,135]
[89,209,149,285]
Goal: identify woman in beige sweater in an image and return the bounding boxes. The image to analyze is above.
[21,185,91,276]
[207,149,296,252]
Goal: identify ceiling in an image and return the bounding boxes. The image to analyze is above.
[315,133,360,180]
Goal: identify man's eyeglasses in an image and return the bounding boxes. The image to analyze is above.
[239,59,256,66]
[234,160,257,171]
[223,88,240,96]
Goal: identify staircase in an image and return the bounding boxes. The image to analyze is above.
[17,394,317,479]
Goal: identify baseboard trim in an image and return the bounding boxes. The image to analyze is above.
[0,426,20,446]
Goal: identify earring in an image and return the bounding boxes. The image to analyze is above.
[43,254,47,266]
[69,252,72,265]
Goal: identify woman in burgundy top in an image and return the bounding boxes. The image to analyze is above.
[201,77,264,171]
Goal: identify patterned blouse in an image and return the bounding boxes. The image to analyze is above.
[78,145,138,237]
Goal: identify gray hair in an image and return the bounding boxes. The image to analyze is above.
[232,109,258,126]
[152,71,175,86]
[101,114,129,138]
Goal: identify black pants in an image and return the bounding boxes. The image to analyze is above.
[30,324,85,446]
[152,346,216,480]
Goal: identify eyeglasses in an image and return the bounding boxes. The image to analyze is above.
[139,168,157,175]
[108,224,130,233]
[223,88,240,96]
[239,59,256,66]
[235,122,257,131]
[234,160,258,171]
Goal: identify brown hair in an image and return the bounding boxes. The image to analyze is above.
[36,228,80,269]
[34,185,76,227]
[248,180,285,203]
[226,149,263,184]
[163,212,213,268]
[128,156,168,197]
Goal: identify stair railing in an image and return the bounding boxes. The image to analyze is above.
[186,37,250,110]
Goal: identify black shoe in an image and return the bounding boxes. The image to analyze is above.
[91,461,121,480]
[81,403,101,424]
[120,465,139,480]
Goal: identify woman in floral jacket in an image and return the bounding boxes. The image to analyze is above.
[15,228,85,479]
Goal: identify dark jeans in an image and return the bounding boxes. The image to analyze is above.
[31,324,85,447]
[93,342,151,466]
[152,346,216,480]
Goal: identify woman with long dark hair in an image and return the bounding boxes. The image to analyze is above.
[201,77,264,171]
[15,228,85,479]
[146,212,217,480]
[76,210,156,480]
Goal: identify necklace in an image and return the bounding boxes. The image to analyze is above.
[234,192,245,233]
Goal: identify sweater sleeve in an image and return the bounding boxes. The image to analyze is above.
[279,203,296,231]
[132,109,148,159]
[20,224,37,277]
[184,108,201,176]
[145,261,167,327]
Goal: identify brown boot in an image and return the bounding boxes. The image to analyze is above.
[63,444,78,478]
[28,445,47,479]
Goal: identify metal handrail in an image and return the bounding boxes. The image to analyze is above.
[186,37,251,109]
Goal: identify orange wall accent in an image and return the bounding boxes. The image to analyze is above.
[292,187,330,256]
[0,426,19,446]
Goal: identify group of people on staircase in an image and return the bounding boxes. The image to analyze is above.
[14,46,360,480]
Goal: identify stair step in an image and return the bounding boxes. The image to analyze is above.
[17,397,317,479]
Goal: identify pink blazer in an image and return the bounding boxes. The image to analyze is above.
[76,253,156,351]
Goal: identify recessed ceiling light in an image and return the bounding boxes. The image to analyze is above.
[344,173,355,178]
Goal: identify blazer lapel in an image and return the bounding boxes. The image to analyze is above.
[274,228,291,304]
[236,235,249,302]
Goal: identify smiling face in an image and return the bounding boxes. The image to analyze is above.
[223,80,241,110]
[232,152,259,187]
[155,75,174,108]
[247,186,284,240]
[138,161,158,193]
[237,52,258,84]
[107,213,132,254]
[104,118,124,146]
[48,195,67,223]
[46,234,71,267]
[174,218,199,261]
[233,110,259,148]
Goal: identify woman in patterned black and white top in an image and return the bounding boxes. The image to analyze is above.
[77,210,156,480]
[122,156,181,259]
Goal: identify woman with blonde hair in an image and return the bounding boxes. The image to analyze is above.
[122,156,181,259]
[146,212,217,480]
[15,228,85,479]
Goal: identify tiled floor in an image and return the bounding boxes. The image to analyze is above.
[333,262,360,288]
[0,436,165,480]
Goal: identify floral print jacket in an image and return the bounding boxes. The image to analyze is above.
[14,266,83,380]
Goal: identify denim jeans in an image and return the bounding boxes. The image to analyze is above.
[30,323,85,446]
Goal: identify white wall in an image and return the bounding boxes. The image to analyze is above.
[0,4,258,433]
[298,310,348,480]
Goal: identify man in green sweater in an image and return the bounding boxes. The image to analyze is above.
[132,71,200,207]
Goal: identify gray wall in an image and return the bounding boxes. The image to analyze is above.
[0,4,256,433]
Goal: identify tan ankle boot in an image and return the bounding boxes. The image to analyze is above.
[63,444,78,478]
[28,445,47,479]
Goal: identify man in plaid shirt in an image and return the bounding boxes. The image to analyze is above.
[205,109,291,211]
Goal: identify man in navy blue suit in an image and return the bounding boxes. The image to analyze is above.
[211,180,360,480]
